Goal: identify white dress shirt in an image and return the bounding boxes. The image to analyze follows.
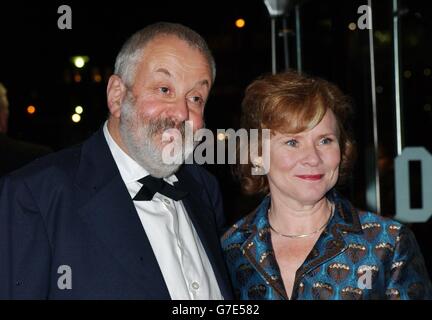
[103,122,223,300]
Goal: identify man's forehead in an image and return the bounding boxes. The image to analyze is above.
[151,67,210,87]
[133,36,212,86]
[154,67,171,77]
[142,35,191,57]
[142,36,209,66]
[145,34,186,47]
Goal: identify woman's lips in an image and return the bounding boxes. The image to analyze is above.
[295,174,324,181]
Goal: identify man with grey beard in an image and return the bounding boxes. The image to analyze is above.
[0,22,233,299]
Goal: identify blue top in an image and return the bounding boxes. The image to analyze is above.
[221,189,432,300]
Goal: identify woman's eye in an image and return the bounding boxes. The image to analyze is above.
[320,137,333,145]
[286,139,298,147]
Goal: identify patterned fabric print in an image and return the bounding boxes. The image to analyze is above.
[221,189,432,300]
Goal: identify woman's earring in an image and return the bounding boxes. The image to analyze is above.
[252,157,265,175]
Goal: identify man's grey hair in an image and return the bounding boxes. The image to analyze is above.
[114,22,216,87]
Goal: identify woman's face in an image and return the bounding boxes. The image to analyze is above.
[267,109,341,207]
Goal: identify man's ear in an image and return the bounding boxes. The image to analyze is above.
[107,75,127,118]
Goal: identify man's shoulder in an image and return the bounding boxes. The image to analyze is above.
[5,142,83,184]
[0,143,86,208]
[4,128,107,184]
[17,137,50,154]
[0,133,53,175]
[0,133,51,154]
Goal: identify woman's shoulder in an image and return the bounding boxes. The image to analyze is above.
[357,209,403,228]
[221,208,260,247]
[222,196,270,246]
[352,208,412,245]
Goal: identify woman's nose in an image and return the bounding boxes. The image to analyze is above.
[301,145,321,166]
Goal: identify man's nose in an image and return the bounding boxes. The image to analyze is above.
[167,98,189,123]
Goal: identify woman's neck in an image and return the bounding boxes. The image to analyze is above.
[268,193,332,236]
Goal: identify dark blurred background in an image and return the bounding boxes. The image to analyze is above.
[0,0,430,274]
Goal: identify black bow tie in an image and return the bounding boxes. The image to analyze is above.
[133,175,188,201]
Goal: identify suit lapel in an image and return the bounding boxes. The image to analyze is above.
[74,129,170,299]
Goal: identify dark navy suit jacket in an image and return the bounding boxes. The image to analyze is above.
[0,128,233,299]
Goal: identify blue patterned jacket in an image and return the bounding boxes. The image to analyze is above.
[221,190,432,300]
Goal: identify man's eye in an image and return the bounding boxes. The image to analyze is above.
[286,139,298,147]
[189,96,204,105]
[159,87,170,94]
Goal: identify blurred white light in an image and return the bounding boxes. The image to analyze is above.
[71,56,89,69]
[75,106,83,114]
[72,114,81,123]
[74,57,85,68]
[217,133,226,141]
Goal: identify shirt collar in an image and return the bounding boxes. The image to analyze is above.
[103,121,178,185]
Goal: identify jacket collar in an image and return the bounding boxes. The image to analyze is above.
[239,189,363,299]
[74,128,171,298]
[74,127,232,299]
